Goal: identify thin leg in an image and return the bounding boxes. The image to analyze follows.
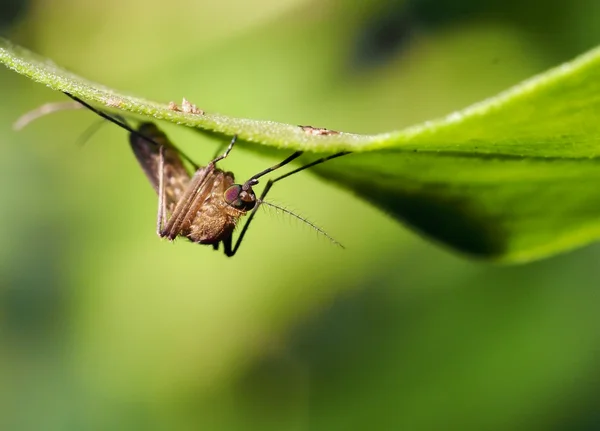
[76,113,130,147]
[227,180,275,256]
[265,151,351,183]
[65,93,203,170]
[246,151,303,185]
[156,145,168,235]
[13,100,83,130]
[222,235,233,256]
[212,142,228,160]
[64,93,141,137]
[228,151,351,256]
[74,119,106,147]
[212,135,237,163]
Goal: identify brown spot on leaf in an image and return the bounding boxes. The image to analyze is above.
[299,125,340,136]
[169,98,204,115]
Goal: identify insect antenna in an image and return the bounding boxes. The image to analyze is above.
[228,151,351,256]
[258,200,344,248]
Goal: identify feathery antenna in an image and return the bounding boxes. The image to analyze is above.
[258,200,344,248]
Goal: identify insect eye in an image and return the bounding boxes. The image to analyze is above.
[224,185,256,211]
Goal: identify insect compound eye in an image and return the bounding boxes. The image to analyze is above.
[224,184,256,211]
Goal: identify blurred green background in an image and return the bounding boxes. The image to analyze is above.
[2,0,600,430]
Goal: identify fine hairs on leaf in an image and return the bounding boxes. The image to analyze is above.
[4,37,600,262]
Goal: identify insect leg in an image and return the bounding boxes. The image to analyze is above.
[13,100,83,130]
[156,145,168,235]
[212,135,237,163]
[245,151,304,184]
[258,151,351,184]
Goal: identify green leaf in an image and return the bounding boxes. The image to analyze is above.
[2,36,600,263]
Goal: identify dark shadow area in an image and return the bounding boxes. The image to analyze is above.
[315,156,508,257]
[349,1,416,70]
[348,0,598,71]
[355,184,507,257]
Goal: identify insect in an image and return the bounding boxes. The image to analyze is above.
[64,94,350,257]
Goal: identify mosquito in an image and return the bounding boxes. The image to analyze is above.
[61,93,350,257]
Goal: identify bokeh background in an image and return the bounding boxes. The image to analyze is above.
[2,0,600,429]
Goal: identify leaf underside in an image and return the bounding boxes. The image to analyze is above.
[3,37,600,263]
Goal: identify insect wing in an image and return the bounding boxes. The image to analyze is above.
[160,165,218,240]
[129,122,191,213]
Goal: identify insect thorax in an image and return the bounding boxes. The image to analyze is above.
[184,169,247,244]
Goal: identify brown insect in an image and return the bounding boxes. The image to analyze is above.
[65,94,350,256]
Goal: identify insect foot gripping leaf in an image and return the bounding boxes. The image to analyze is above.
[4,37,600,262]
[68,94,349,257]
